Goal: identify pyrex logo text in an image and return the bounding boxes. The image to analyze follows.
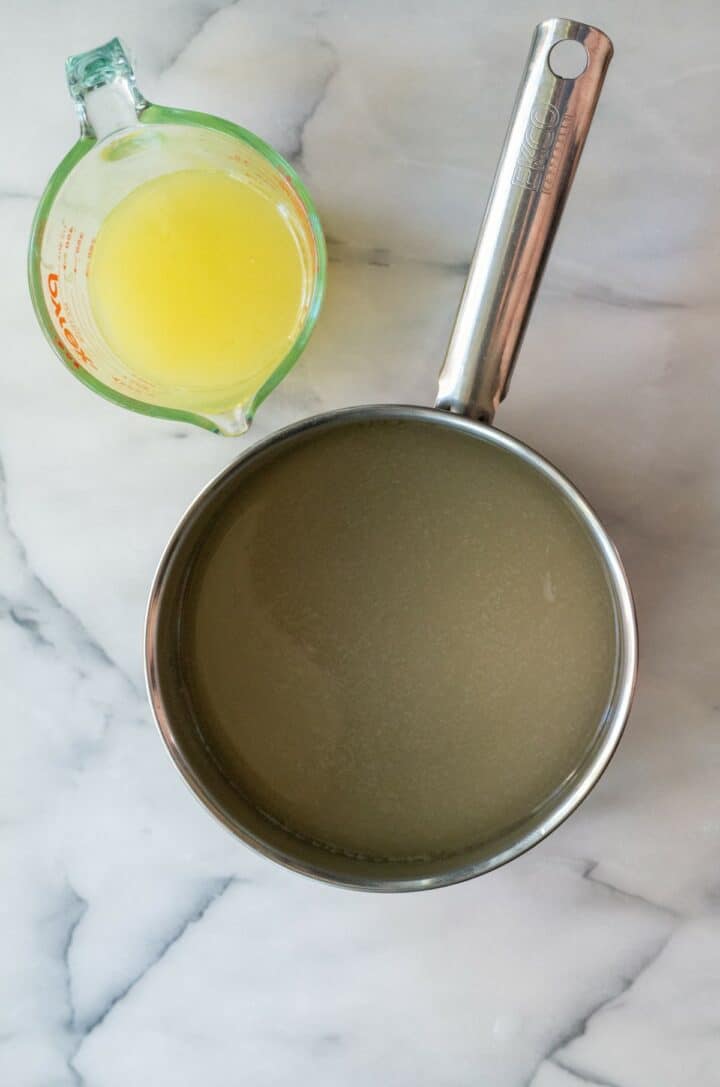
[47,273,91,366]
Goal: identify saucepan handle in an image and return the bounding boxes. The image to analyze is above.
[436,18,613,422]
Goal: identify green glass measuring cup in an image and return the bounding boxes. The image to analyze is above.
[28,38,326,435]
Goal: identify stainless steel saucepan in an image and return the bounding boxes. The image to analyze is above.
[146,18,636,891]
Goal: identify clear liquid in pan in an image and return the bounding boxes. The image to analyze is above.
[181,419,617,862]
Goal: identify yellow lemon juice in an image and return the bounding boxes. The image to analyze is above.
[88,169,309,409]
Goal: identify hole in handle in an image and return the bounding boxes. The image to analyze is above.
[548,39,588,79]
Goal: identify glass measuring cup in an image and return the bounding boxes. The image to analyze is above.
[28,38,326,435]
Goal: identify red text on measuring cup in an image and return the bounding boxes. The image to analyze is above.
[47,273,92,368]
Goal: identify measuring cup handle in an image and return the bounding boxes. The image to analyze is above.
[66,38,148,140]
[436,18,613,423]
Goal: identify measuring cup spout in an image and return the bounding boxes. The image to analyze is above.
[66,38,147,141]
[204,406,251,437]
[436,18,613,424]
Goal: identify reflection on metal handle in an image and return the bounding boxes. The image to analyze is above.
[436,18,613,422]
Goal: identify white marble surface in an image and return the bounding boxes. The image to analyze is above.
[2,2,719,1083]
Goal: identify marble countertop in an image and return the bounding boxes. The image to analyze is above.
[2,2,719,1084]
